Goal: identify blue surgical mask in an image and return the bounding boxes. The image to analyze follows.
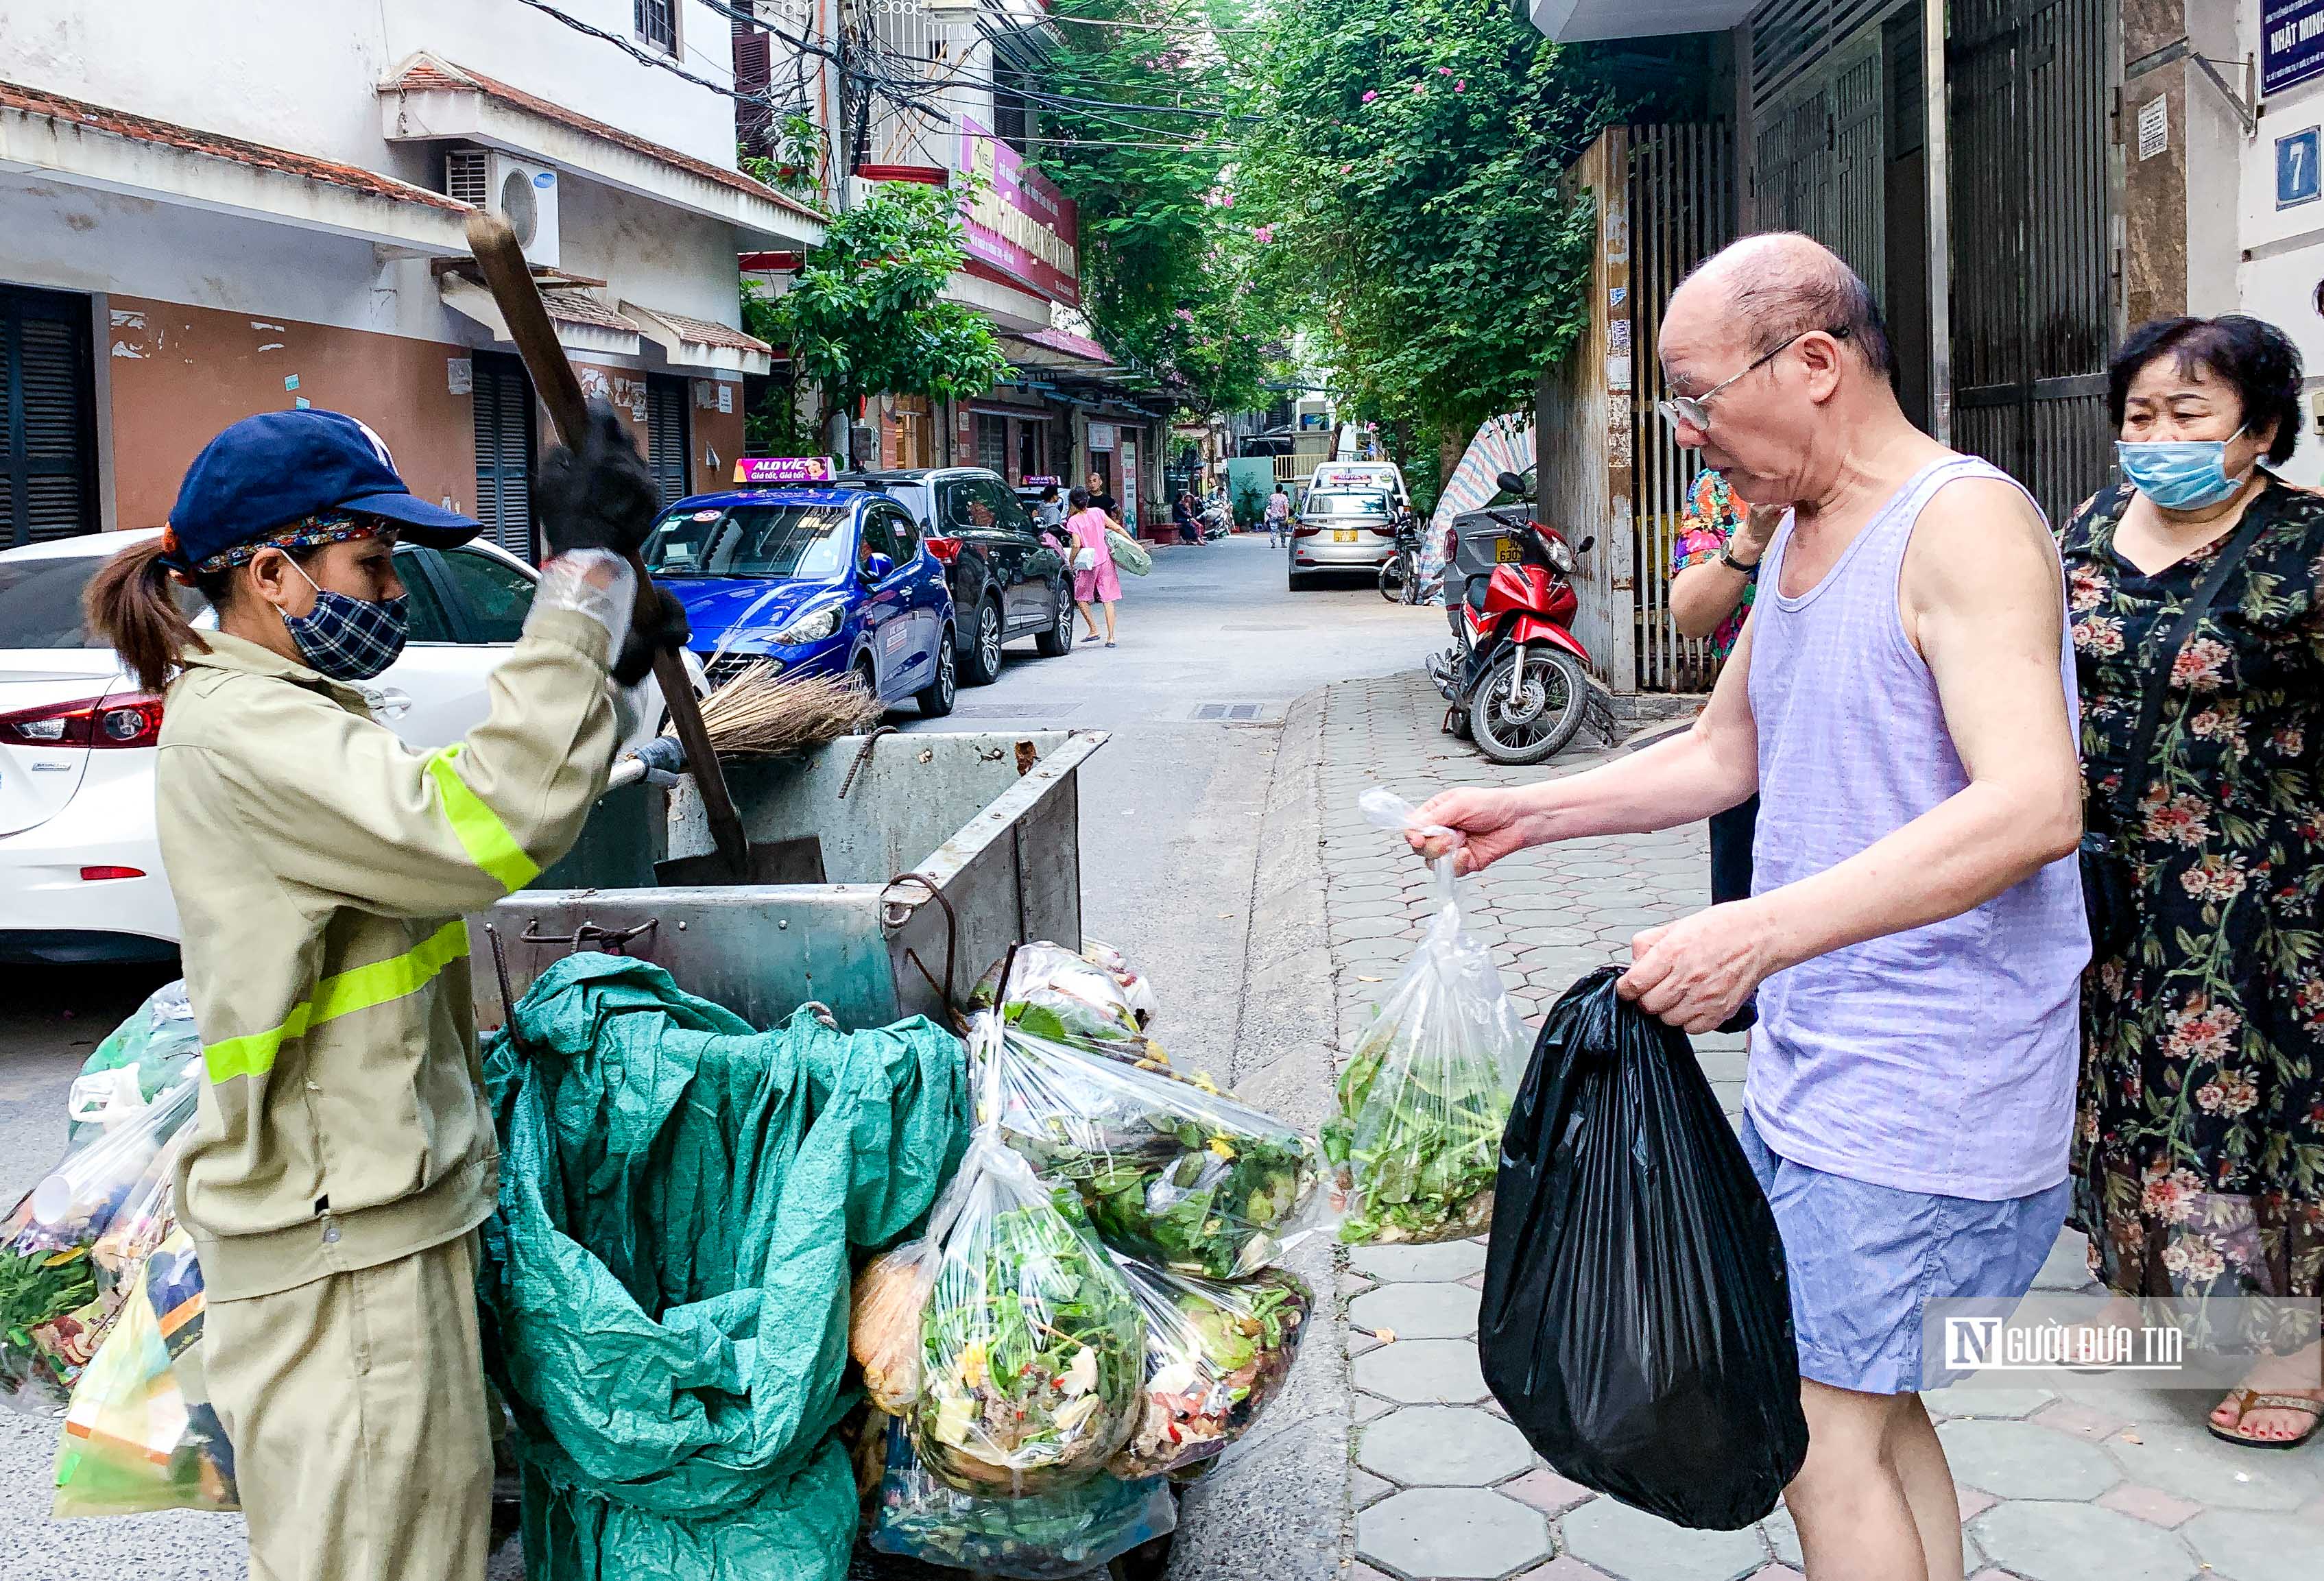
[280,560,408,681]
[2116,429,2250,511]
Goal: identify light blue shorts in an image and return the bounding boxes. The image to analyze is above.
[1739,1115,2070,1395]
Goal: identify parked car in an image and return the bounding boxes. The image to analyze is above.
[843,468,1074,685]
[1288,486,1400,588]
[644,485,957,714]
[1308,461,1411,510]
[0,530,694,965]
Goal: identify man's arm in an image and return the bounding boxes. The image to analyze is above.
[1623,476,2084,1029]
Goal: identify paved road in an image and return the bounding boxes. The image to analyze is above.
[0,531,1436,1578]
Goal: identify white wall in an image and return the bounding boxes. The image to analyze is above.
[2236,0,2324,483]
[560,178,747,326]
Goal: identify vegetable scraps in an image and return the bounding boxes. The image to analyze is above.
[1110,1259,1310,1480]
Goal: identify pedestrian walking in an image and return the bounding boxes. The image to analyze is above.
[1065,484,1122,647]
[2060,313,2323,1450]
[1413,233,2087,1581]
[1667,468,1784,1031]
[1084,470,1121,526]
[1265,483,1292,547]
[82,403,686,1581]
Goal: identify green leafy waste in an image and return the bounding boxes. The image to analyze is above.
[1065,1120,1315,1280]
[1323,1011,1507,1245]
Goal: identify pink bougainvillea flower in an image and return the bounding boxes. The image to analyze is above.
[1253,225,1275,243]
[1361,90,1378,104]
[1340,162,1352,175]
[1412,82,1425,94]
[1454,80,1466,93]
[1438,66,1452,75]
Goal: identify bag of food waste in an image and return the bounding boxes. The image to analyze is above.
[67,982,200,1144]
[909,1128,1145,1497]
[51,1225,237,1517]
[870,1416,1173,1578]
[1323,790,1529,1245]
[971,941,1151,1055]
[1481,967,1807,1530]
[3,1069,201,1413]
[1107,1257,1310,1480]
[479,952,968,1581]
[1079,939,1157,1028]
[972,1012,1330,1279]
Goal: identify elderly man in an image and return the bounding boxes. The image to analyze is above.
[1415,234,2086,1581]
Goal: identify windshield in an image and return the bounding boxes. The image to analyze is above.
[0,554,202,649]
[643,505,853,579]
[1304,492,1389,517]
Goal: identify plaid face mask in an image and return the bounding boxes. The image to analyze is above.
[280,560,409,681]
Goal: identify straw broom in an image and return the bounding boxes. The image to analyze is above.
[673,663,883,758]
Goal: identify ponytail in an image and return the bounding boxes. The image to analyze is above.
[84,537,213,695]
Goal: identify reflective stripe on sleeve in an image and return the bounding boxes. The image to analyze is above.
[424,746,542,892]
[202,919,472,1083]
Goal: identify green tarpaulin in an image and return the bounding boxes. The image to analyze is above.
[479,954,968,1581]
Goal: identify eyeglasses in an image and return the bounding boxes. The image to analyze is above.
[1655,325,1849,433]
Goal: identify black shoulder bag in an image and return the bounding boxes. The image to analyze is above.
[2079,493,2271,959]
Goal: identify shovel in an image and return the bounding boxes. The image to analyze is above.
[464,211,821,886]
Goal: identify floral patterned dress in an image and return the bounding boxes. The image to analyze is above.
[1668,469,1754,660]
[2059,479,2324,1299]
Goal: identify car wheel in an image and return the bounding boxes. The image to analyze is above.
[851,657,882,714]
[960,597,1004,686]
[1033,581,1075,657]
[917,629,957,717]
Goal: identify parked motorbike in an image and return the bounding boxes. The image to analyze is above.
[1426,472,1610,764]
[1376,508,1424,603]
[1199,498,1233,541]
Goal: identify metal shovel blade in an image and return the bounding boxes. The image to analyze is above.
[653,835,827,888]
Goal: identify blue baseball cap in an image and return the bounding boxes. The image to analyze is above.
[165,409,479,569]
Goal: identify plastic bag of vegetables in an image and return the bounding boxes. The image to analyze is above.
[911,1129,1145,1495]
[67,981,200,1144]
[971,1013,1330,1279]
[1079,939,1157,1028]
[1109,1257,1310,1480]
[870,1416,1173,1579]
[1322,790,1529,1245]
[971,941,1149,1055]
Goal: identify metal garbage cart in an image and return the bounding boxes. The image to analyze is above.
[468,729,1106,1032]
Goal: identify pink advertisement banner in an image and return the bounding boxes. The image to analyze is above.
[957,118,1081,308]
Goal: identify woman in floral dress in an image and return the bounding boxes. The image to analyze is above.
[2060,314,2324,1448]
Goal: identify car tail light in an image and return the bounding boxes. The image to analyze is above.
[924,535,962,565]
[0,692,166,749]
[80,866,147,882]
[1292,522,1321,538]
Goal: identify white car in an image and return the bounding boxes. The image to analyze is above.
[0,530,690,965]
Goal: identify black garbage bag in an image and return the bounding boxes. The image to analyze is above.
[1478,967,1808,1530]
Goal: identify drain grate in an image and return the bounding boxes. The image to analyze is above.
[952,702,1077,719]
[1192,701,1265,721]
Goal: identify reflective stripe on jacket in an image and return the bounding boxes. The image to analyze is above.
[156,610,617,1299]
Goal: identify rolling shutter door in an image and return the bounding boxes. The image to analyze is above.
[472,352,536,561]
[1,286,97,548]
[646,376,689,504]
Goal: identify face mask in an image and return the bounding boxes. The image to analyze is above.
[278,560,408,681]
[2116,429,2249,511]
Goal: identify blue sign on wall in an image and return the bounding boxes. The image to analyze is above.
[2280,128,2323,208]
[2265,0,2324,95]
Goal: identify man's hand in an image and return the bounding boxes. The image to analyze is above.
[1618,901,1782,1033]
[1406,786,1539,874]
[537,400,660,560]
[612,585,691,688]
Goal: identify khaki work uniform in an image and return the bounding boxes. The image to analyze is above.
[155,610,616,1581]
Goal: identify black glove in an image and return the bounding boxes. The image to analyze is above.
[612,583,691,688]
[537,399,660,559]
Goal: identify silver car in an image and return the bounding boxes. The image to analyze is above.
[1288,487,1397,588]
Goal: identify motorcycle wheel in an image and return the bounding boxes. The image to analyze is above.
[1472,649,1587,765]
[1377,556,1406,601]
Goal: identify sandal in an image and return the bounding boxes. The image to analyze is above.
[2207,1389,2323,1450]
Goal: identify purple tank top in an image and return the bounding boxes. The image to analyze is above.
[1744,455,2087,1200]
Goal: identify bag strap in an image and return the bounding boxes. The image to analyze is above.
[2105,485,2273,828]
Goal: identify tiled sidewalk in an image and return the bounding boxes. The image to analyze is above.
[1307,674,2324,1581]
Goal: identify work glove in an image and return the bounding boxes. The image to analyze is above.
[536,399,660,559]
[612,583,692,688]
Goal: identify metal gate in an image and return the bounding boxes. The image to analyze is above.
[1753,31,1889,295]
[1947,0,2116,526]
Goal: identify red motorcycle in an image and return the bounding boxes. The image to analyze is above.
[1426,471,1607,764]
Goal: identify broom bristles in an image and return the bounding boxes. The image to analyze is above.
[678,663,883,757]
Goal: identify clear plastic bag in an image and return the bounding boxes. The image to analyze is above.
[910,1129,1146,1496]
[3,1070,201,1413]
[970,941,1150,1056]
[1108,1256,1312,1480]
[850,1240,929,1415]
[971,1012,1330,1279]
[1079,939,1157,1028]
[67,982,198,1145]
[1323,789,1529,1245]
[870,1416,1173,1578]
[52,1225,238,1517]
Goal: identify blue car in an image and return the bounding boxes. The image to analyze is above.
[643,486,957,716]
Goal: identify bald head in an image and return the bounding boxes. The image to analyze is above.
[1677,232,1894,378]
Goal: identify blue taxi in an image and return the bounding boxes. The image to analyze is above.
[642,485,957,716]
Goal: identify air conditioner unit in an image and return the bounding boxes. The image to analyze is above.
[447,147,560,267]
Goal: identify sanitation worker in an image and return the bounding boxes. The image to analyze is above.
[84,401,686,1581]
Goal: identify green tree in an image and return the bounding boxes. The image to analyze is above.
[741,182,1012,455]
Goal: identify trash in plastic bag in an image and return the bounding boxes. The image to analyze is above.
[971,941,1151,1055]
[910,1127,1145,1496]
[870,1416,1174,1579]
[68,982,200,1144]
[850,1239,928,1415]
[1480,967,1807,1530]
[972,1012,1330,1279]
[3,1069,201,1413]
[52,1226,237,1517]
[1079,939,1158,1028]
[1323,789,1528,1245]
[477,952,968,1581]
[1108,1256,1310,1480]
